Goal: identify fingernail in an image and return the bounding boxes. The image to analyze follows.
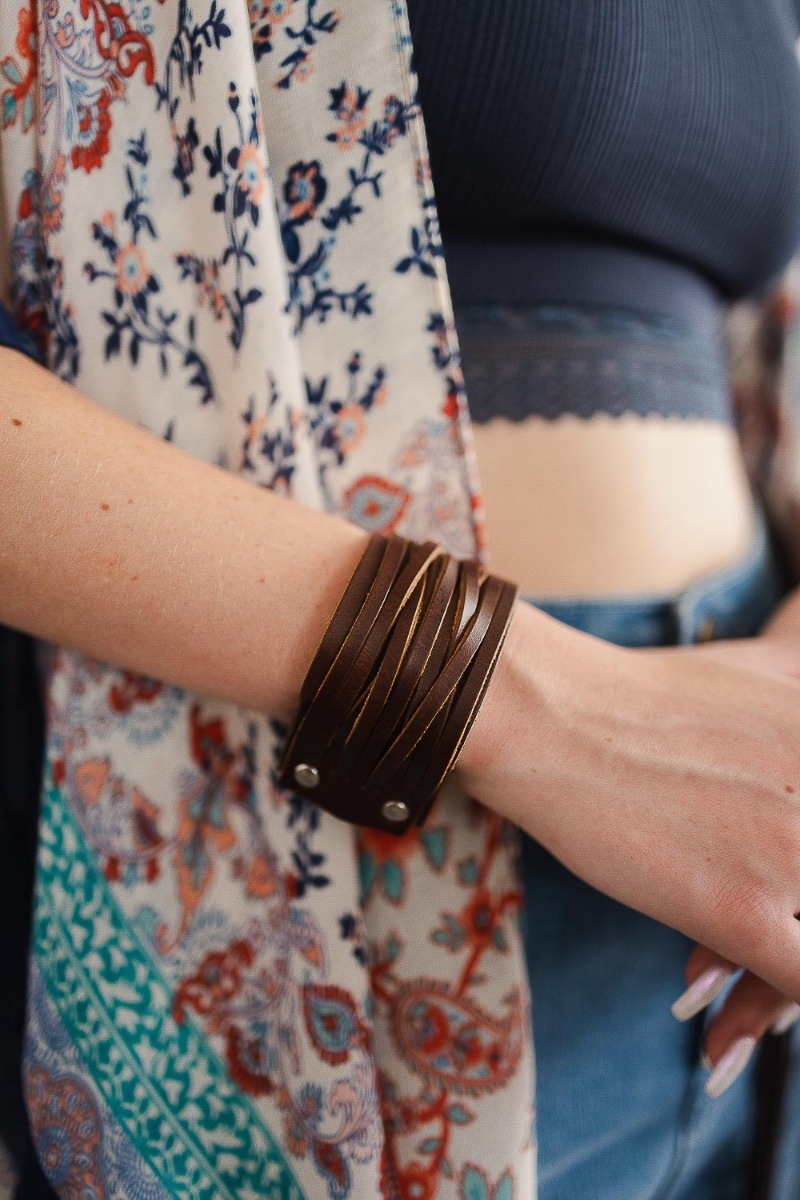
[671,966,734,1022]
[772,1004,800,1036]
[704,1036,757,1099]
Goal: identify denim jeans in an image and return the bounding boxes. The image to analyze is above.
[519,505,793,1200]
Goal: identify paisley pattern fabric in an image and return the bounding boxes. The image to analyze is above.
[0,2,535,1197]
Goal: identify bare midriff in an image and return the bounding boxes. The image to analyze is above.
[471,416,755,598]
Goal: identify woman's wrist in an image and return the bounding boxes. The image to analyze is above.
[454,599,556,804]
[281,536,519,832]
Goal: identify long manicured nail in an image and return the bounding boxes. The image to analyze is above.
[671,966,734,1022]
[704,1036,757,1099]
[772,1005,800,1036]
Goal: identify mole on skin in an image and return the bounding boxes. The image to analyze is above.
[10,418,22,426]
[100,502,110,511]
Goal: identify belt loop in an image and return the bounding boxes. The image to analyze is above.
[673,503,768,645]
[672,595,701,646]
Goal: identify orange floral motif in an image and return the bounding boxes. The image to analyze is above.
[458,887,500,953]
[398,1161,436,1200]
[237,142,266,205]
[24,1064,106,1200]
[108,670,163,713]
[292,56,314,83]
[40,154,67,233]
[335,402,366,453]
[284,160,327,222]
[358,825,424,868]
[248,0,294,25]
[115,240,149,295]
[1,4,36,132]
[267,0,294,21]
[197,260,227,318]
[329,85,367,150]
[244,851,278,899]
[155,704,254,949]
[72,88,112,172]
[16,5,35,59]
[342,474,411,533]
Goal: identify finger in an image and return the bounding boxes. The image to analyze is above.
[702,971,800,1100]
[699,896,800,1010]
[705,971,800,1065]
[671,945,738,1023]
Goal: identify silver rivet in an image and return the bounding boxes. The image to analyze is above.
[381,799,410,823]
[293,763,320,789]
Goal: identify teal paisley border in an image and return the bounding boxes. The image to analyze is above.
[33,778,308,1200]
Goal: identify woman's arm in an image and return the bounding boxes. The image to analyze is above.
[0,347,367,721]
[6,345,800,1010]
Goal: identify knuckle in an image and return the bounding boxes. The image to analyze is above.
[705,871,772,944]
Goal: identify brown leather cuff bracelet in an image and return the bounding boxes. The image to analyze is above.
[277,533,519,834]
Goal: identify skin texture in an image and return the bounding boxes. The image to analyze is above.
[472,414,756,595]
[676,594,800,1067]
[0,349,368,723]
[459,599,800,1004]
[3,346,800,1058]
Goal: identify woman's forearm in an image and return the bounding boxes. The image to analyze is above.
[8,349,800,1009]
[0,348,368,721]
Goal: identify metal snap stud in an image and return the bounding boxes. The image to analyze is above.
[381,799,410,823]
[294,763,321,789]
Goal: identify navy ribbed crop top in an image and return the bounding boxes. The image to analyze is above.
[406,0,800,303]
[405,0,800,424]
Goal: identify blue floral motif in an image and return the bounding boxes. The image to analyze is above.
[155,0,232,196]
[239,375,298,491]
[176,86,265,350]
[305,351,387,502]
[280,84,416,332]
[84,133,215,402]
[272,0,340,88]
[8,169,80,380]
[337,912,368,966]
[395,200,443,278]
[285,783,331,897]
[47,256,81,382]
[460,1164,514,1200]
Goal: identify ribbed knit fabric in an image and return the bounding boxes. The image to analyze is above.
[407,0,800,303]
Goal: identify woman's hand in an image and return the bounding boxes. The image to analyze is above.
[457,597,800,1008]
[671,944,799,1098]
[666,584,800,1095]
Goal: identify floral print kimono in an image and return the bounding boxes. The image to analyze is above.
[0,2,535,1197]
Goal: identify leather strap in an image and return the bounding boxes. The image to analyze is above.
[277,534,519,833]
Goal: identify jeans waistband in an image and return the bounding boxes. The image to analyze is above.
[522,504,788,649]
